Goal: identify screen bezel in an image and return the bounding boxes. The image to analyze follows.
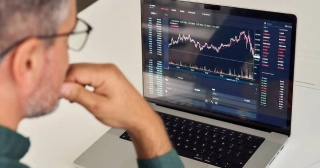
[140,0,297,136]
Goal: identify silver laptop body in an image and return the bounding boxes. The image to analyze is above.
[74,1,297,168]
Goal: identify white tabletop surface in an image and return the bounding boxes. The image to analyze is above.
[18,0,320,168]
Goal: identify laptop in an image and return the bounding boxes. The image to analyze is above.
[74,0,297,168]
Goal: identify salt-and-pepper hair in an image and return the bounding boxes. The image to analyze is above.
[0,0,70,53]
[0,0,72,118]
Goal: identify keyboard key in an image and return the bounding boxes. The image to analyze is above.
[254,137,265,144]
[169,134,175,139]
[216,147,225,153]
[165,121,172,126]
[165,127,170,132]
[215,153,225,160]
[225,149,234,156]
[178,131,186,136]
[166,115,172,121]
[159,113,166,118]
[228,143,236,149]
[228,131,236,137]
[172,123,179,128]
[188,121,196,126]
[204,156,213,164]
[225,156,246,166]
[180,125,187,130]
[207,151,216,157]
[213,127,220,133]
[200,149,207,155]
[202,136,211,142]
[228,137,237,143]
[120,134,129,140]
[243,148,255,155]
[219,142,227,147]
[242,154,251,160]
[203,131,212,136]
[236,139,245,145]
[187,127,195,132]
[208,145,216,151]
[212,160,222,167]
[184,138,191,144]
[204,125,212,130]
[212,133,220,139]
[196,123,203,128]
[211,139,219,145]
[199,142,207,148]
[177,136,185,141]
[246,135,254,141]
[236,145,245,151]
[191,140,199,146]
[175,142,183,148]
[186,132,194,138]
[220,135,227,141]
[195,135,202,140]
[237,133,245,139]
[195,129,203,135]
[245,141,259,149]
[193,153,205,162]
[220,129,228,134]
[173,117,180,122]
[170,129,178,134]
[222,161,233,168]
[233,151,243,158]
[176,148,194,158]
[191,146,199,152]
[183,144,191,150]
[180,119,188,124]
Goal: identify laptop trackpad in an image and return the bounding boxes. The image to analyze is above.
[120,153,209,168]
[181,157,209,168]
[74,133,137,168]
[74,132,209,168]
[120,156,139,168]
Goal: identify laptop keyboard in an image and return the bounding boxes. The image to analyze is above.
[120,112,265,168]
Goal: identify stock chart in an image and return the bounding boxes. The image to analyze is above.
[167,20,259,81]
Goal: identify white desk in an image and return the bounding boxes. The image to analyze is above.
[18,0,320,168]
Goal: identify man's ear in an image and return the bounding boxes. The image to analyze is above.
[11,38,46,96]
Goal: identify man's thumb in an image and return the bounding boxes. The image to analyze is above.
[60,83,104,111]
[60,83,78,100]
[61,83,105,106]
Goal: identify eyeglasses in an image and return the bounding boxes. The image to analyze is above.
[0,18,92,61]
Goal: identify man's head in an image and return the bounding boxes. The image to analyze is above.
[0,0,77,119]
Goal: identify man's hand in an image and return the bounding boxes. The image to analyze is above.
[60,63,172,159]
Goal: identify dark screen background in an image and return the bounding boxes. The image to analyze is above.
[142,1,294,131]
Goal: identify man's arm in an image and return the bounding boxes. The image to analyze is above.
[60,64,184,167]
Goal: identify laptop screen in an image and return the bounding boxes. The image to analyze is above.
[141,0,296,133]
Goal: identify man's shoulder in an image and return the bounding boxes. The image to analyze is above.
[0,157,29,168]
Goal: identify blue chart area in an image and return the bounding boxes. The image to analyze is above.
[168,24,257,80]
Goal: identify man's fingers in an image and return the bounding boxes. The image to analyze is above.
[65,63,120,88]
[60,82,106,112]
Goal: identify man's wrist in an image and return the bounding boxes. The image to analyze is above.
[126,112,172,159]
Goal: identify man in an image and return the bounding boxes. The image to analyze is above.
[0,0,184,168]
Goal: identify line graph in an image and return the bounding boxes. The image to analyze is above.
[166,23,260,81]
[168,31,255,56]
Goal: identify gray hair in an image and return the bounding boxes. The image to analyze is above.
[0,0,70,53]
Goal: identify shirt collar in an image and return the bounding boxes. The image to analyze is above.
[0,126,30,160]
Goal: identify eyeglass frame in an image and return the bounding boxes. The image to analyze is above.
[0,18,92,61]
